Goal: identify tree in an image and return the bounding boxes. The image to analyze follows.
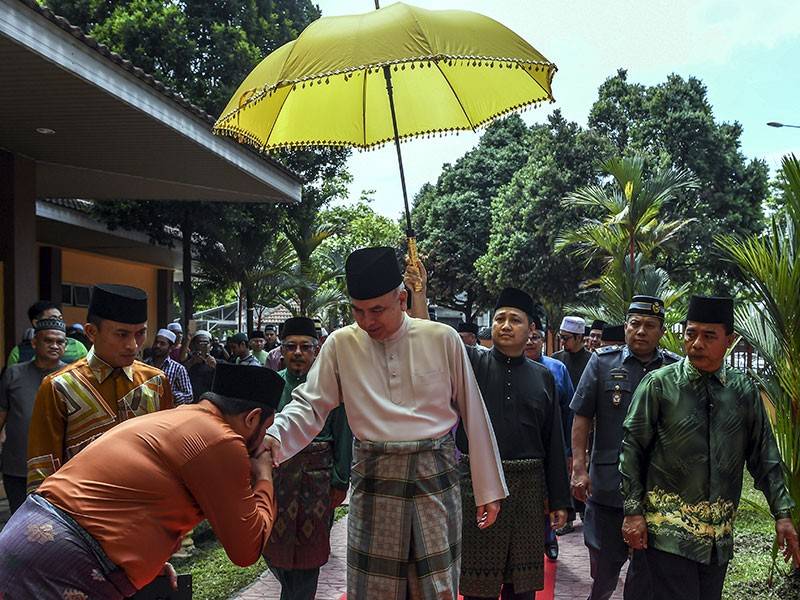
[589,70,769,292]
[412,115,532,320]
[716,155,800,573]
[319,199,403,259]
[46,0,321,117]
[475,111,612,329]
[63,0,326,326]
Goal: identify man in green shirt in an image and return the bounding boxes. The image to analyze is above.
[620,295,798,600]
[264,317,352,600]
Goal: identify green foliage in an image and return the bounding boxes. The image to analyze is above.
[412,115,531,319]
[589,69,769,292]
[45,0,321,117]
[320,199,403,259]
[716,154,800,582]
[556,154,695,337]
[475,111,611,327]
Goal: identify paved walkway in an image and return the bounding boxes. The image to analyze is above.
[231,516,348,600]
[231,515,627,600]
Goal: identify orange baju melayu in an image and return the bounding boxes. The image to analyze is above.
[37,403,275,589]
[26,348,173,492]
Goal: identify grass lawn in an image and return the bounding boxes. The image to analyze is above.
[724,474,800,599]
[171,506,350,600]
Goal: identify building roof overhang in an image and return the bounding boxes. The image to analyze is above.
[0,0,302,203]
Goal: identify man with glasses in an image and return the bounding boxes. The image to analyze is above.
[552,316,592,534]
[570,295,679,600]
[0,318,67,514]
[525,319,575,560]
[265,317,352,600]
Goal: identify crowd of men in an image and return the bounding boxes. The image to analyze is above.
[0,246,797,600]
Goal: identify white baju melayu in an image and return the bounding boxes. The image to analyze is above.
[267,313,507,599]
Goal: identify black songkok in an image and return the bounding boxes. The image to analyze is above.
[35,317,65,333]
[494,287,534,318]
[686,295,734,331]
[345,247,402,300]
[584,325,592,336]
[601,324,625,344]
[88,284,148,324]
[457,322,479,335]
[264,324,276,333]
[282,317,318,339]
[532,315,543,331]
[628,295,665,321]
[229,332,248,345]
[203,362,284,411]
[590,320,606,331]
[249,330,265,340]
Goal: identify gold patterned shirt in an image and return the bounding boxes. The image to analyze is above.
[620,357,793,564]
[27,348,173,492]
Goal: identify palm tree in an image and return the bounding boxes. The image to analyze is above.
[557,154,697,352]
[556,155,699,270]
[716,154,800,571]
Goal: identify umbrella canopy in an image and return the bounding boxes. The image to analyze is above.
[213,2,557,150]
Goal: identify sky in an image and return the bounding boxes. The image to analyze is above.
[313,0,800,218]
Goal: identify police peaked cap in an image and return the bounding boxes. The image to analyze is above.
[628,295,665,320]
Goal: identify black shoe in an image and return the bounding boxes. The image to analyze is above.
[545,540,559,561]
[554,522,575,536]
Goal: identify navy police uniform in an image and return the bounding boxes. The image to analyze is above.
[570,335,679,599]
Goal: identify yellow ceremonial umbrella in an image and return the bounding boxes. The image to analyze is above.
[214,1,557,267]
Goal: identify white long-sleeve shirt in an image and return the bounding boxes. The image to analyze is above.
[267,314,508,506]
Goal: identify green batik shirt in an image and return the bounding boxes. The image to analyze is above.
[278,368,352,490]
[620,357,793,565]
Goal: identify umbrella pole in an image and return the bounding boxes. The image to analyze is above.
[381,65,422,293]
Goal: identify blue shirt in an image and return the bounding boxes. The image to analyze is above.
[534,354,575,455]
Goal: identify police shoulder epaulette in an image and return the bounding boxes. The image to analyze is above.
[661,349,682,361]
[596,345,622,355]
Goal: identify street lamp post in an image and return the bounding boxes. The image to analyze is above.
[767,122,800,129]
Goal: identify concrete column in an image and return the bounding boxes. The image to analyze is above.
[0,151,37,357]
[39,246,63,303]
[156,268,174,327]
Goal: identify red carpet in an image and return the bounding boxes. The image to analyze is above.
[340,554,557,600]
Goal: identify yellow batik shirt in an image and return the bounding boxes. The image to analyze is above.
[27,348,173,492]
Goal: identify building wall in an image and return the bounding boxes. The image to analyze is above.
[60,249,160,343]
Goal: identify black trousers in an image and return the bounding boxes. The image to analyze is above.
[463,582,533,600]
[2,474,27,515]
[583,500,650,600]
[646,547,728,600]
[269,566,320,600]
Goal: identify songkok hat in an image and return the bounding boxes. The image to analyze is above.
[35,317,65,334]
[194,330,211,340]
[457,322,480,335]
[601,324,625,344]
[584,325,592,336]
[264,324,276,333]
[531,315,543,331]
[88,284,148,324]
[282,317,318,339]
[202,362,285,412]
[156,328,176,344]
[249,330,265,340]
[494,287,534,318]
[628,295,665,320]
[229,332,248,345]
[345,247,402,300]
[167,322,182,333]
[478,327,492,340]
[560,316,585,335]
[686,295,734,331]
[590,320,606,331]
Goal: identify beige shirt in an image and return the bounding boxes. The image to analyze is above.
[267,314,508,506]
